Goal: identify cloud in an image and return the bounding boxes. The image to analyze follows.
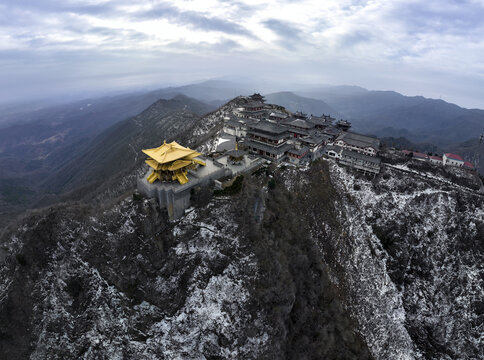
[262,19,306,50]
[392,0,484,35]
[134,2,256,38]
[3,0,121,16]
[337,31,373,48]
[164,38,242,53]
[263,19,302,40]
[0,0,484,108]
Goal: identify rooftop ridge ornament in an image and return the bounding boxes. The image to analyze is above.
[142,141,205,185]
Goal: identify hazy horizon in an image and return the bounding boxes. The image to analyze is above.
[2,0,484,109]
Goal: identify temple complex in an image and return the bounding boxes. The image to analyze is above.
[138,93,385,219]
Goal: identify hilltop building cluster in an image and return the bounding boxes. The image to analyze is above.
[224,93,381,174]
[400,150,475,170]
[139,93,482,220]
[137,93,382,219]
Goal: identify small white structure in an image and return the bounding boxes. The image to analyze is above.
[223,118,258,138]
[443,153,464,167]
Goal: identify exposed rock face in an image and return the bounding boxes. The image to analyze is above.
[327,164,483,359]
[0,199,265,359]
[0,162,372,359]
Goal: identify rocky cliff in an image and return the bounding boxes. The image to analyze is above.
[1,157,482,359]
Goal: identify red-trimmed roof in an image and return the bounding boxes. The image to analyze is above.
[430,156,442,161]
[444,153,464,161]
[464,161,474,169]
[413,152,429,159]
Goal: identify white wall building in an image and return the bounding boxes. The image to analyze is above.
[443,153,464,167]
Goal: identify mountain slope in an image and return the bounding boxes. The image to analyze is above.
[0,95,214,226]
[0,161,372,359]
[0,92,214,210]
[329,163,483,359]
[41,95,213,196]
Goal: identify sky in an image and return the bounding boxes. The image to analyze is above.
[1,0,484,108]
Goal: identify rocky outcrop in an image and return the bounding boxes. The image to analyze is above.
[0,162,372,359]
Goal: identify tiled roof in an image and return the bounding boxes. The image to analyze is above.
[244,140,293,155]
[269,111,288,119]
[464,161,474,169]
[413,152,429,159]
[444,153,464,161]
[293,111,308,118]
[249,120,288,134]
[245,100,265,108]
[282,118,314,129]
[288,146,309,156]
[248,129,288,141]
[301,133,331,145]
[325,145,343,152]
[342,149,381,164]
[323,127,341,136]
[336,131,380,150]
[306,117,325,126]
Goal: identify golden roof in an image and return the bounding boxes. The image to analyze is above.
[142,141,202,164]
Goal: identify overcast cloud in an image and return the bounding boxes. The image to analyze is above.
[1,0,484,108]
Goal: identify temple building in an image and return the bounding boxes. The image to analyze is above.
[223,118,258,138]
[238,102,267,119]
[335,119,352,131]
[269,111,289,121]
[287,146,309,165]
[339,149,381,174]
[249,93,265,102]
[334,132,380,157]
[244,120,292,160]
[298,132,332,160]
[142,141,206,185]
[138,141,231,220]
[326,145,381,174]
[307,114,334,129]
[282,118,314,138]
[292,111,308,119]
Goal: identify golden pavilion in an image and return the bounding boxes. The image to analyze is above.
[142,141,206,185]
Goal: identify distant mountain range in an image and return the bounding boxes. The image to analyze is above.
[298,86,484,146]
[264,92,340,118]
